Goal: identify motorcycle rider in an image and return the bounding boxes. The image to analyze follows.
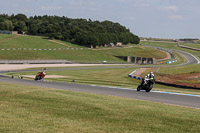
[36,71,46,81]
[140,72,155,86]
[147,71,155,83]
[147,71,154,79]
[40,71,46,81]
[137,72,155,92]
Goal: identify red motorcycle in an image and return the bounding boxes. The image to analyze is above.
[34,71,46,81]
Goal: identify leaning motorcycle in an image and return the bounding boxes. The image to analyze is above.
[137,78,154,92]
[34,72,45,81]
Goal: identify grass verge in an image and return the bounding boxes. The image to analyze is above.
[158,64,200,74]
[0,82,200,133]
[0,34,14,41]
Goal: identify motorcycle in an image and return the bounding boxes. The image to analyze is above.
[137,78,154,92]
[34,72,45,81]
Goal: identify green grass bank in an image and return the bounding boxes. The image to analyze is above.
[0,82,200,133]
[0,34,167,63]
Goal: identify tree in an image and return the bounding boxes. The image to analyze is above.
[0,14,140,46]
[14,21,27,33]
[97,33,109,46]
[62,30,70,41]
[14,14,27,21]
[29,24,38,35]
[5,20,13,31]
[0,20,13,31]
[119,33,129,44]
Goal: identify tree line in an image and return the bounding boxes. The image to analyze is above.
[0,14,140,47]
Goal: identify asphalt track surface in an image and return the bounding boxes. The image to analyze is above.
[0,50,200,109]
[0,50,198,73]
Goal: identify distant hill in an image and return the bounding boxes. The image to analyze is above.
[0,34,164,63]
[0,14,140,47]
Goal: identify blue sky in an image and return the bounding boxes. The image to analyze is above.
[1,0,200,39]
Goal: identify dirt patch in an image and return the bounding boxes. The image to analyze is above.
[132,68,150,77]
[156,73,200,88]
[156,50,171,60]
[0,35,21,42]
[23,75,69,79]
[143,46,171,60]
[49,40,71,47]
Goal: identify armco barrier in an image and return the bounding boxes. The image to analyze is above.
[128,73,141,80]
[167,60,177,64]
[128,70,200,90]
[178,44,200,51]
[156,81,200,90]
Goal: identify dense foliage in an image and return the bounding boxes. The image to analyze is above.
[0,14,140,47]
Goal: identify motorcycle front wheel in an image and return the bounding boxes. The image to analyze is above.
[137,85,141,91]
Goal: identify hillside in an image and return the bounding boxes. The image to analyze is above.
[0,34,166,63]
[0,14,140,47]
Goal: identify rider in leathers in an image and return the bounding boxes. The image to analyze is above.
[140,72,155,86]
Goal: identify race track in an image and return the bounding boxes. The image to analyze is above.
[0,75,199,109]
[0,50,200,109]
